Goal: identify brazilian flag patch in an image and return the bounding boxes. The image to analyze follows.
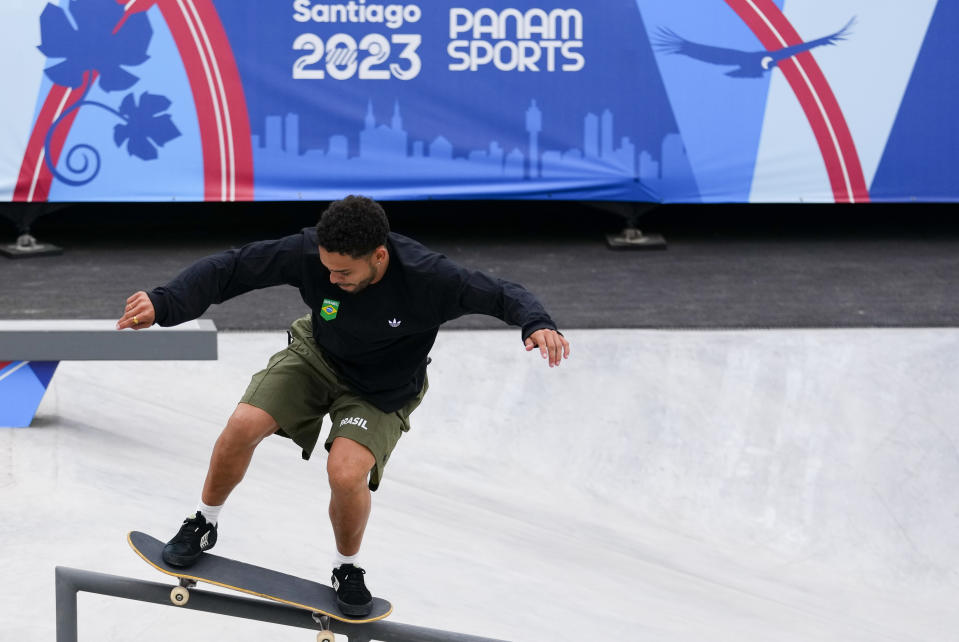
[320,298,340,321]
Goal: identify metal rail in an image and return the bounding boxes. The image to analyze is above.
[55,566,509,642]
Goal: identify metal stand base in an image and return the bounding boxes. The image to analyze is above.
[588,201,667,251]
[606,227,667,250]
[1,234,63,258]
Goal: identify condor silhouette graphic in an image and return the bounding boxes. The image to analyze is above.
[654,18,854,79]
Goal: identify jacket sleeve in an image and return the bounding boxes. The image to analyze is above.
[432,256,558,340]
[146,234,305,327]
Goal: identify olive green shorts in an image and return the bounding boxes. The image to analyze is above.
[240,315,427,491]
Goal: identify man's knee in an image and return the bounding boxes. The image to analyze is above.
[327,438,375,491]
[222,403,279,448]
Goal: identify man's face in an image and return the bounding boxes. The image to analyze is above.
[319,247,383,294]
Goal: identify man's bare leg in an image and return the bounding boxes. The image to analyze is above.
[327,436,376,615]
[327,437,375,557]
[164,403,278,567]
[201,402,280,505]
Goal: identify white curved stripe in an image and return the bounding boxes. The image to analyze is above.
[182,0,236,201]
[743,0,855,202]
[0,361,29,384]
[175,0,227,200]
[28,88,73,201]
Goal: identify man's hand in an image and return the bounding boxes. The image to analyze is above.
[116,291,156,330]
[524,328,570,368]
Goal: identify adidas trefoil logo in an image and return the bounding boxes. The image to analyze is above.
[388,318,401,328]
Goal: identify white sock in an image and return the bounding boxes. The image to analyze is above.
[196,501,222,526]
[334,551,359,569]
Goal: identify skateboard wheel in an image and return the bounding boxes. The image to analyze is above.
[170,586,190,606]
[316,632,335,642]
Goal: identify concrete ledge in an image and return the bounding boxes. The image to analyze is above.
[0,319,217,361]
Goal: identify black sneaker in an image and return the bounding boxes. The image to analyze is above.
[162,512,217,567]
[331,564,373,616]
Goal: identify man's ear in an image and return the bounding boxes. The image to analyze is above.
[373,246,388,263]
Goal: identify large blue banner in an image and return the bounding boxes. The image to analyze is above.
[0,0,955,204]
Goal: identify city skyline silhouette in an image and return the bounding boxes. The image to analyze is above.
[251,98,697,196]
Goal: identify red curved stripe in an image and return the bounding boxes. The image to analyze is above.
[13,86,64,201]
[725,0,870,203]
[758,7,869,203]
[14,82,89,202]
[158,0,253,201]
[190,0,253,201]
[158,1,223,200]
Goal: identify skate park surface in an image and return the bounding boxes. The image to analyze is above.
[2,204,959,640]
[2,328,957,641]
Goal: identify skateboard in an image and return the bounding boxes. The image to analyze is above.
[128,531,392,640]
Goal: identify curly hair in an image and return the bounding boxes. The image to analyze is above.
[316,195,390,257]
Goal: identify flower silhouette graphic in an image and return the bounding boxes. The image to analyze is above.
[113,92,182,160]
[37,0,152,91]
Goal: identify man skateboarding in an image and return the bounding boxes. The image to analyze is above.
[115,195,570,616]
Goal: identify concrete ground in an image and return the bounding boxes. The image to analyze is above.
[1,328,957,641]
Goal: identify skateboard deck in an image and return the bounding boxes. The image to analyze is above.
[127,531,392,625]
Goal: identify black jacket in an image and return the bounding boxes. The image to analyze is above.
[148,230,558,411]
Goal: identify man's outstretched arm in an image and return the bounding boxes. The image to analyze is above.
[432,255,571,368]
[114,234,306,331]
